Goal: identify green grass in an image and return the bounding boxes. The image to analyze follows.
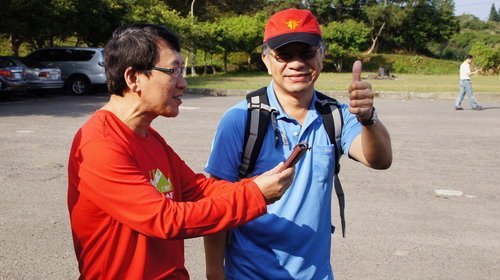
[186,72,500,93]
[356,53,462,75]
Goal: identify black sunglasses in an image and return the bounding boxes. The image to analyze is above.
[269,49,320,63]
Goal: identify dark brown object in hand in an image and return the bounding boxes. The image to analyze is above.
[278,142,309,172]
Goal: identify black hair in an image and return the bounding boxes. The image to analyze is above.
[466,55,473,59]
[104,23,181,95]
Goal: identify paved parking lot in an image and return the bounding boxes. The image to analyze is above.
[0,92,499,279]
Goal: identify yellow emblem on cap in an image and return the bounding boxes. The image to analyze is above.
[285,19,302,30]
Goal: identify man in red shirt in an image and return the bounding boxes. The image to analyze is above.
[67,23,294,280]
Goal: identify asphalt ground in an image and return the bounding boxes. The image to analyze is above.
[0,91,499,279]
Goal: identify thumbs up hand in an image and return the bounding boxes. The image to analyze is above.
[348,60,375,123]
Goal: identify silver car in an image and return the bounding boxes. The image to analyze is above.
[0,56,64,91]
[27,47,106,95]
[0,65,26,94]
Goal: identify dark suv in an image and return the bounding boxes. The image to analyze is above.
[27,47,106,94]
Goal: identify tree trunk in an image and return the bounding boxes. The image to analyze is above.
[333,58,343,72]
[210,53,216,74]
[364,22,385,55]
[10,35,22,56]
[184,51,189,78]
[223,51,228,73]
[203,51,207,75]
[247,53,251,69]
[191,49,197,76]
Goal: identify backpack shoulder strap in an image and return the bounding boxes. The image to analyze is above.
[315,91,347,237]
[238,87,276,178]
[315,92,343,172]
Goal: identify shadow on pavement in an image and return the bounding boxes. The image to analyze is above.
[0,91,109,118]
[482,106,500,110]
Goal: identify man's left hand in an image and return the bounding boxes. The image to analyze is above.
[348,60,375,122]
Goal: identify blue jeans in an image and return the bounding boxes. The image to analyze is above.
[455,79,480,108]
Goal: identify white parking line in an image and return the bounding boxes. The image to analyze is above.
[179,106,200,110]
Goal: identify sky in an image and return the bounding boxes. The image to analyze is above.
[454,0,500,21]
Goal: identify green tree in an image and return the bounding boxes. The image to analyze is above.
[363,2,408,54]
[126,0,189,36]
[69,0,128,47]
[322,19,372,71]
[210,14,266,72]
[488,4,500,22]
[191,21,222,74]
[399,0,458,53]
[0,0,71,55]
[442,15,500,60]
[163,0,268,21]
[458,14,490,30]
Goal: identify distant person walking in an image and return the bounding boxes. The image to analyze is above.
[455,55,482,110]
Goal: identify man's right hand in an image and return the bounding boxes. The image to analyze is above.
[253,163,295,204]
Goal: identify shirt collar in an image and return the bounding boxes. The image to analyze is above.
[266,81,321,126]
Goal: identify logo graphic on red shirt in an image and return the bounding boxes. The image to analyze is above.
[149,168,174,199]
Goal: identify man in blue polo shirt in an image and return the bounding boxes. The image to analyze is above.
[204,8,393,279]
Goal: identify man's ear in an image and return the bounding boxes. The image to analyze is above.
[262,53,273,75]
[124,67,141,93]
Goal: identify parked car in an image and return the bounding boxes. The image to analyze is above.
[0,59,26,94]
[26,47,106,95]
[0,56,64,91]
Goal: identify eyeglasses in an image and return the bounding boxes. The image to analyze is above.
[269,48,320,63]
[144,66,184,77]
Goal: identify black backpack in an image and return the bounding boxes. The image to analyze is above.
[238,87,347,237]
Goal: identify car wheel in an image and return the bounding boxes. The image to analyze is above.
[68,77,89,95]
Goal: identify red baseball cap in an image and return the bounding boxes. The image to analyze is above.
[264,9,322,50]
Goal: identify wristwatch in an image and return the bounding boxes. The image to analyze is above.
[358,107,378,126]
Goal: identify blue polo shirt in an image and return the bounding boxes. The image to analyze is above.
[205,83,361,279]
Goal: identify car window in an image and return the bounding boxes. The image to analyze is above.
[71,50,96,61]
[18,57,46,68]
[29,48,98,62]
[57,49,74,61]
[28,49,52,61]
[0,58,15,67]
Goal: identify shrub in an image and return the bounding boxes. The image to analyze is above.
[469,41,500,74]
[359,53,460,75]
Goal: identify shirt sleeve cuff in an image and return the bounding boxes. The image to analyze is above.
[242,179,269,209]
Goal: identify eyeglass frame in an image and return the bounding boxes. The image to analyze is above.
[143,66,184,77]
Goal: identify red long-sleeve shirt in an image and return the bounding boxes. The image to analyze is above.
[67,110,267,279]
